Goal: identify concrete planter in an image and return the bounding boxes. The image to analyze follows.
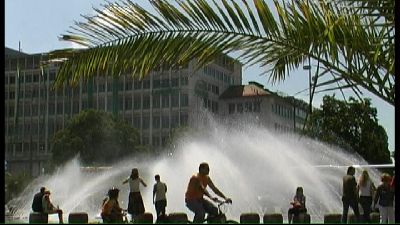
[29,212,48,223]
[263,213,283,224]
[167,212,188,223]
[68,212,88,223]
[240,213,260,223]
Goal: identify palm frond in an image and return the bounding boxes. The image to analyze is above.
[49,0,394,106]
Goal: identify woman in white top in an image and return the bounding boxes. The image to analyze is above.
[122,168,147,221]
[357,170,375,223]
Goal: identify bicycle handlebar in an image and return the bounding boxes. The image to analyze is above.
[217,199,232,207]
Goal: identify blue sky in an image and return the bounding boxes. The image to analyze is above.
[5,0,394,152]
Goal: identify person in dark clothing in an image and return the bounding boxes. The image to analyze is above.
[373,173,395,223]
[288,187,307,224]
[32,187,46,213]
[341,166,360,223]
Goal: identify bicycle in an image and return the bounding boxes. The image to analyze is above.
[187,199,239,224]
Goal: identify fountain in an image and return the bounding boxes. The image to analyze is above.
[5,113,383,223]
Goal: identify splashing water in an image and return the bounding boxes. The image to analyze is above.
[6,114,383,223]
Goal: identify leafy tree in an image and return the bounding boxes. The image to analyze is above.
[51,109,142,166]
[305,95,391,164]
[49,0,394,106]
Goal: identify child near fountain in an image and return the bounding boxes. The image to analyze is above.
[122,168,147,222]
[288,186,307,224]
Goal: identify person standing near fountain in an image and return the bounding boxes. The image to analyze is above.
[42,190,63,223]
[373,173,395,223]
[357,170,376,223]
[287,186,307,223]
[153,174,168,221]
[341,166,360,223]
[185,162,232,223]
[32,187,46,213]
[122,168,147,222]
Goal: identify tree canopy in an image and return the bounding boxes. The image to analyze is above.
[49,0,394,106]
[51,109,142,165]
[305,95,391,164]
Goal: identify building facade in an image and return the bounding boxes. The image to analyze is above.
[5,47,307,177]
[218,81,308,133]
[4,47,241,176]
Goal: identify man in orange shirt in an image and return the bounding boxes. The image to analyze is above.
[185,162,232,223]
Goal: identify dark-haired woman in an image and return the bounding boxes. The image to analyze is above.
[123,168,147,221]
[288,187,307,224]
[101,188,123,223]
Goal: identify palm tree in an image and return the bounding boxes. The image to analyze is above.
[49,0,394,106]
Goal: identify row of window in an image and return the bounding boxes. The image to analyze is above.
[128,113,188,130]
[5,142,46,156]
[5,71,56,85]
[5,77,190,100]
[274,123,293,133]
[5,93,190,118]
[272,103,294,119]
[203,66,234,85]
[203,98,219,114]
[228,101,261,114]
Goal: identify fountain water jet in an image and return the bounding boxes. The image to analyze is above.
[6,113,382,223]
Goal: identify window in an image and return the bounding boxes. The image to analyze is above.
[162,95,169,108]
[153,116,160,129]
[153,94,160,108]
[133,116,141,129]
[245,102,253,112]
[152,136,160,147]
[125,81,133,90]
[161,79,170,88]
[143,95,150,109]
[254,102,261,112]
[229,103,235,114]
[171,115,179,128]
[142,116,150,129]
[171,78,179,87]
[133,96,141,109]
[180,77,188,86]
[237,103,243,113]
[134,81,142,89]
[180,113,188,126]
[171,93,179,107]
[143,80,150,89]
[181,93,188,107]
[57,103,63,114]
[153,79,160,89]
[125,97,132,110]
[162,115,169,128]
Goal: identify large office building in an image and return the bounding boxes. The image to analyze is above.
[4,47,308,177]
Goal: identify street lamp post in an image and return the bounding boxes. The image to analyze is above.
[303,57,312,115]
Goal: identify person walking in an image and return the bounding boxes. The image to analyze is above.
[373,173,395,223]
[153,174,167,221]
[341,166,360,223]
[122,168,147,222]
[357,170,376,223]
